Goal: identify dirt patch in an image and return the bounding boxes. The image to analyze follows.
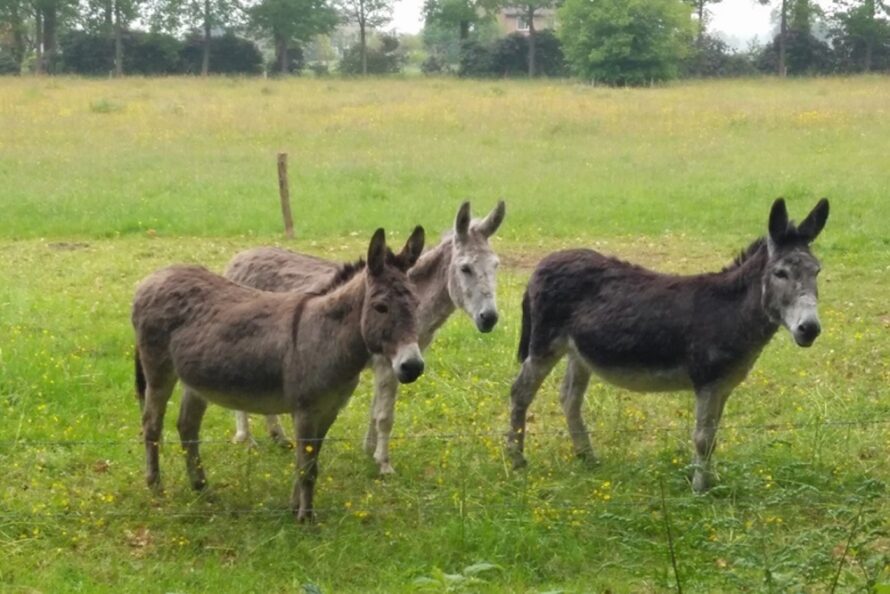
[48,242,90,251]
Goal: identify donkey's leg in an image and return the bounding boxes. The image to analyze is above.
[232,411,255,446]
[141,369,176,491]
[291,409,338,523]
[264,415,291,447]
[506,354,560,468]
[691,384,731,493]
[364,361,399,475]
[560,353,595,462]
[177,387,209,491]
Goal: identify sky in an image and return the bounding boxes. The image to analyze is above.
[389,0,834,49]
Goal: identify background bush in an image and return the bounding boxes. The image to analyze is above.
[338,35,403,75]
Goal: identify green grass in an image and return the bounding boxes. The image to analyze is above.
[0,76,888,592]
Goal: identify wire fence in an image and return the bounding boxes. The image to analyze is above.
[1,415,889,447]
[1,415,887,529]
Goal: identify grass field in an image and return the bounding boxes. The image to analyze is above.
[1,76,889,592]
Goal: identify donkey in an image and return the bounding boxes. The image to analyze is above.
[225,201,506,474]
[132,228,425,521]
[506,198,830,492]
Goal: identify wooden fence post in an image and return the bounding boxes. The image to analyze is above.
[277,152,295,240]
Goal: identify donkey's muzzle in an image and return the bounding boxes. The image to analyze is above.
[477,310,499,333]
[397,359,424,384]
[794,320,821,347]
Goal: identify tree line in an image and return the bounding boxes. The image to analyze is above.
[0,0,887,82]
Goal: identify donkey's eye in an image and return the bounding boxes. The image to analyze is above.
[373,303,389,314]
[773,269,789,280]
[460,265,472,275]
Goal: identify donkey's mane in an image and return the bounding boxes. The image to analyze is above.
[722,237,766,273]
[317,259,366,296]
[311,247,411,297]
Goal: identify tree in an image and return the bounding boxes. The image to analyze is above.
[79,0,144,76]
[513,0,559,76]
[339,31,402,73]
[0,0,30,71]
[831,0,890,71]
[757,0,793,76]
[558,0,694,85]
[149,0,242,75]
[685,0,722,43]
[338,0,391,75]
[423,0,497,42]
[249,0,337,75]
[32,0,79,73]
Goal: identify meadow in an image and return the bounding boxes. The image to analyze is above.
[0,76,888,592]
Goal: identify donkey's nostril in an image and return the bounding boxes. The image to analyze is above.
[398,359,424,383]
[478,310,499,332]
[797,320,821,343]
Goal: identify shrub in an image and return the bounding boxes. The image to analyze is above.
[756,31,834,75]
[0,50,21,75]
[266,46,305,76]
[338,35,403,75]
[457,39,493,77]
[126,32,182,75]
[558,0,695,85]
[180,32,263,75]
[683,35,756,78]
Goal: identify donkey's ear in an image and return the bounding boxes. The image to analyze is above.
[797,198,829,243]
[768,198,789,244]
[399,225,426,268]
[367,228,387,277]
[475,199,506,238]
[454,201,471,243]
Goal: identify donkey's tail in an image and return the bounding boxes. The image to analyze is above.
[134,348,147,412]
[517,290,532,363]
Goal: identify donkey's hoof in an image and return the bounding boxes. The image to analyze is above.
[272,435,294,449]
[378,462,396,476]
[232,432,257,448]
[295,509,315,524]
[509,452,528,470]
[692,472,714,494]
[576,451,600,469]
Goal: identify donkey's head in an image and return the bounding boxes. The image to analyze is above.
[762,198,830,347]
[448,200,506,333]
[363,227,426,383]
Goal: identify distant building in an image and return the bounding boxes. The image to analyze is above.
[496,6,557,36]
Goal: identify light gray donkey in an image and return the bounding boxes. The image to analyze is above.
[225,201,506,474]
[132,228,425,521]
[507,198,829,492]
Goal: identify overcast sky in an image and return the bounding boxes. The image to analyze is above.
[390,0,833,49]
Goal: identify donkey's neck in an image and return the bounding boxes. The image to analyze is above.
[711,241,780,351]
[409,238,457,345]
[298,274,371,385]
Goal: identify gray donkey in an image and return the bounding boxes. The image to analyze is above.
[132,228,425,521]
[507,198,829,492]
[225,201,506,474]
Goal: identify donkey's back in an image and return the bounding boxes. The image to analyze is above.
[132,265,294,405]
[226,247,338,293]
[522,249,699,374]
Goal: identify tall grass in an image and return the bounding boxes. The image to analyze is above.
[0,77,888,592]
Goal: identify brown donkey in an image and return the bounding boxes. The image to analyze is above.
[225,201,506,474]
[507,199,829,492]
[132,228,425,521]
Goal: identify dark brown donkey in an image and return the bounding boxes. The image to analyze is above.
[507,198,829,492]
[132,228,425,521]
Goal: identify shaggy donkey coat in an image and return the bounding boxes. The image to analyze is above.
[225,201,506,474]
[507,199,829,492]
[132,228,425,521]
